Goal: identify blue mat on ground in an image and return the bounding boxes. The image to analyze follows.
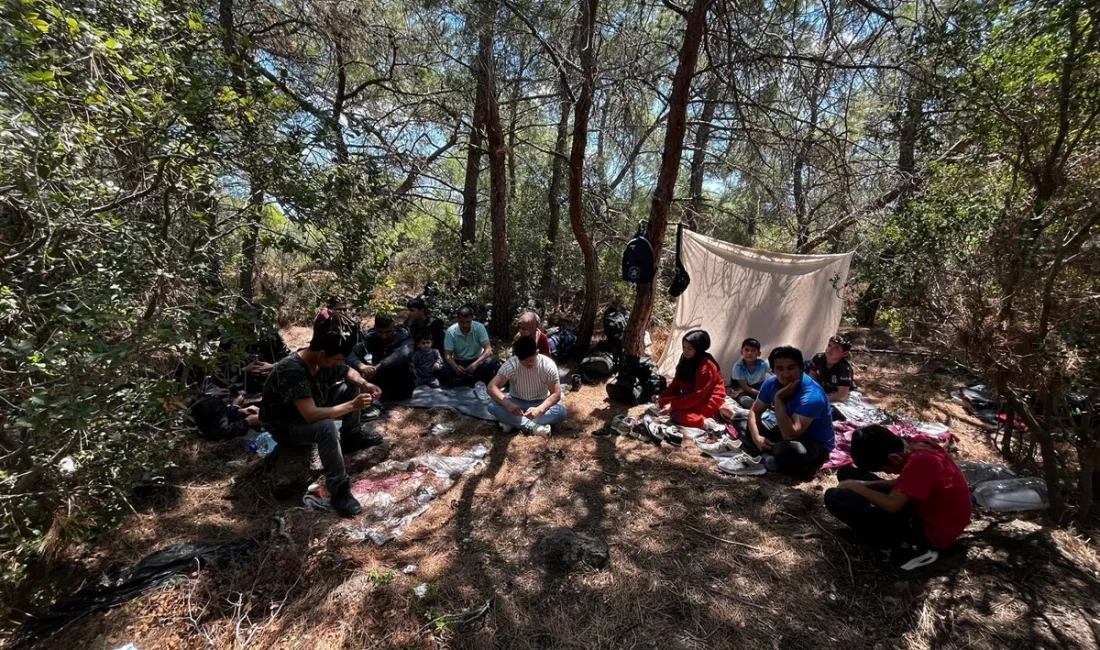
[388,385,498,421]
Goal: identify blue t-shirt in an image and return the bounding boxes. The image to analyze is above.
[733,358,771,386]
[757,373,835,450]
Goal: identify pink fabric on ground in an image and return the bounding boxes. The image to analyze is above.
[822,421,956,471]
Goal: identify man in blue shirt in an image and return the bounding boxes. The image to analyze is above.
[742,345,835,475]
[439,305,498,387]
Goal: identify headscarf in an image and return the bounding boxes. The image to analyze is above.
[674,329,716,383]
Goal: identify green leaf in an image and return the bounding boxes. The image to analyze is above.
[105,37,120,50]
[26,70,55,82]
[66,17,78,33]
[26,15,50,32]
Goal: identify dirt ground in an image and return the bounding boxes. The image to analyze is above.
[8,329,1100,650]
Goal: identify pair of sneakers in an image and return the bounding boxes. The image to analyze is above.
[642,415,683,446]
[499,421,551,437]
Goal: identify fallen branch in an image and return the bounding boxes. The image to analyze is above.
[419,599,492,634]
[683,524,768,552]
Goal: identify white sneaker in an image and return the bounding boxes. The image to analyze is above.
[498,422,514,433]
[717,453,766,476]
[698,437,743,458]
[704,418,726,433]
[645,403,662,417]
[532,424,552,437]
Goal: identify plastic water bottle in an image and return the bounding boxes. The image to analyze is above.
[248,431,277,457]
[474,381,489,401]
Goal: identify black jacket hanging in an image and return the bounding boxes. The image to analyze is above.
[669,223,691,297]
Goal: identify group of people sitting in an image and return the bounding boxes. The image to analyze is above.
[207,301,969,571]
[656,328,970,570]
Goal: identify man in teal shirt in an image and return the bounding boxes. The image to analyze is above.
[440,306,498,387]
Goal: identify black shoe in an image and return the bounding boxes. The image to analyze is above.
[342,430,384,453]
[362,406,383,421]
[330,481,363,517]
[891,544,939,571]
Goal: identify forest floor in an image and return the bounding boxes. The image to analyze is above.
[8,328,1100,650]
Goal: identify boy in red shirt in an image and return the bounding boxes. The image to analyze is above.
[824,425,971,570]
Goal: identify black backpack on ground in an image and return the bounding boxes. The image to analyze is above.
[580,339,621,379]
[621,223,656,284]
[606,355,667,406]
[602,307,628,342]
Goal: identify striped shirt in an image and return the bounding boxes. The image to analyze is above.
[497,354,559,401]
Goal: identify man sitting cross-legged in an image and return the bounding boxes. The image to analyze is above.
[487,336,567,436]
[260,313,383,517]
[439,305,498,387]
[736,345,835,476]
[824,425,971,571]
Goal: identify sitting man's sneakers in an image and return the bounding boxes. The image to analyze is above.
[717,453,766,476]
[698,436,742,458]
[329,480,363,518]
[499,422,514,434]
[361,405,383,421]
[891,544,940,571]
[521,421,551,437]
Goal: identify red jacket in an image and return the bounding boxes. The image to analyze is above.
[659,357,726,414]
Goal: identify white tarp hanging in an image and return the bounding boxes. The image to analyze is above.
[656,229,853,378]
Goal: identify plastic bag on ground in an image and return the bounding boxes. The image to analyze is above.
[957,461,1017,488]
[973,477,1049,511]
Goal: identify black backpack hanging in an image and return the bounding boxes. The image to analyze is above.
[621,222,656,284]
[669,223,691,297]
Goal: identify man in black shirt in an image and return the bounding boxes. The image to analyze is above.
[260,314,382,517]
[346,314,417,402]
[807,335,854,403]
[217,304,290,394]
[404,297,446,351]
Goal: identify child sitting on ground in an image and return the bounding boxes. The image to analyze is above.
[657,330,726,429]
[411,331,443,388]
[808,334,854,403]
[823,425,971,571]
[731,337,771,409]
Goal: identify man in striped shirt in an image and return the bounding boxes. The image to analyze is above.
[487,336,567,436]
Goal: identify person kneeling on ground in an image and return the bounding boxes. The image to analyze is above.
[742,346,835,475]
[657,329,726,428]
[260,314,383,517]
[487,336,567,436]
[824,425,971,571]
[347,314,416,403]
[807,334,854,403]
[440,306,498,386]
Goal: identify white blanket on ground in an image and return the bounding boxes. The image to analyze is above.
[657,229,852,378]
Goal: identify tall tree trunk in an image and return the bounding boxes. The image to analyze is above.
[458,34,491,285]
[507,49,526,201]
[568,0,600,356]
[541,83,572,296]
[688,80,719,230]
[220,0,262,302]
[483,23,511,338]
[239,183,263,301]
[623,0,712,356]
[793,88,820,251]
